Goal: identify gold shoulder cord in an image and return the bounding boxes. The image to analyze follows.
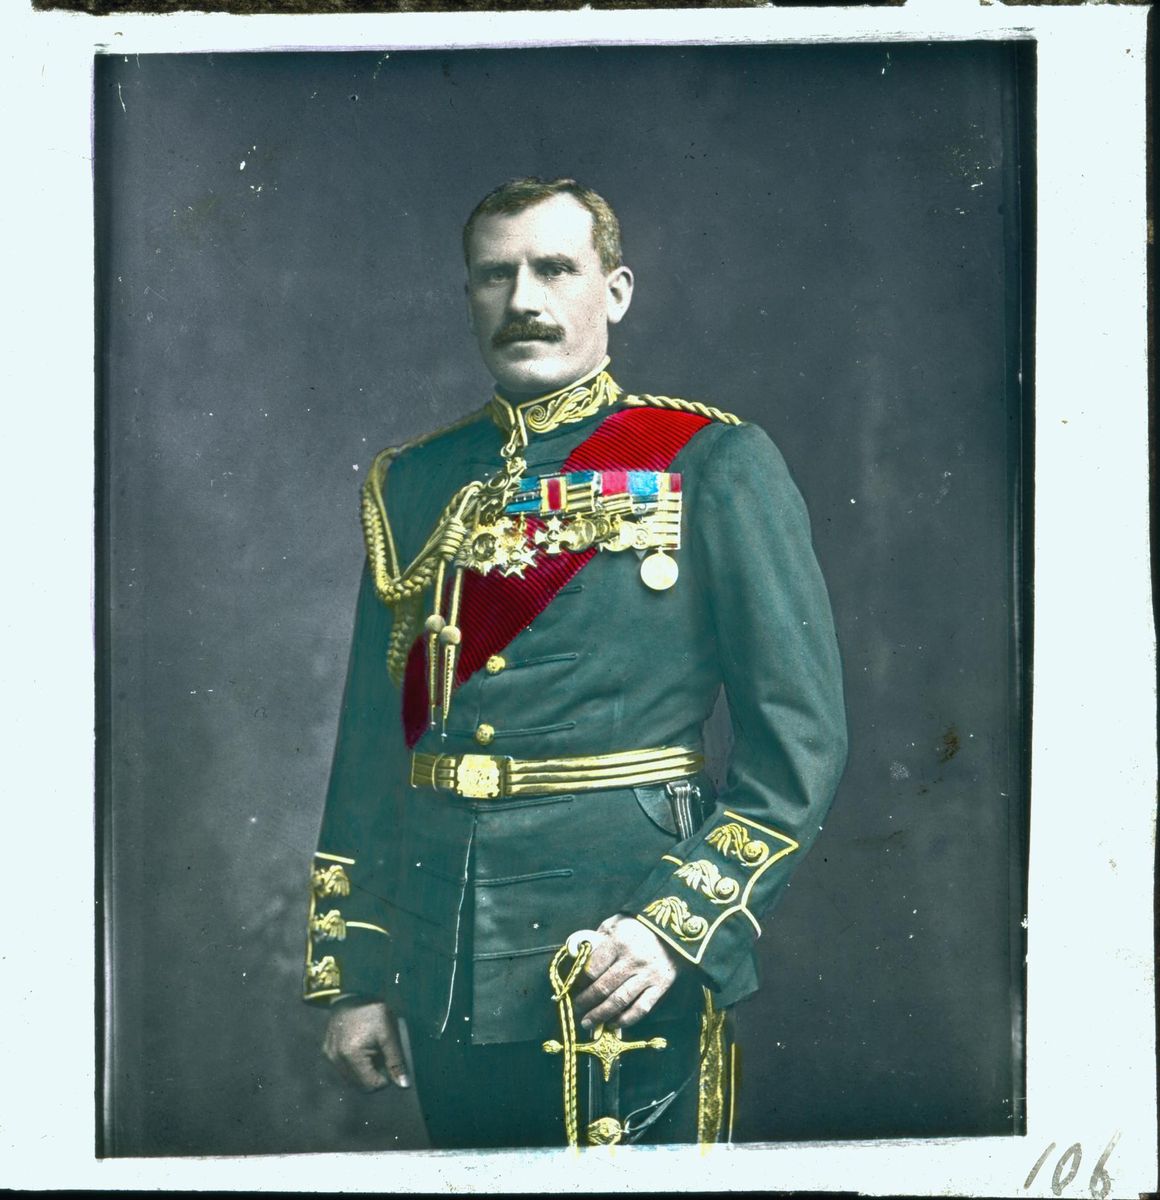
[623,393,743,427]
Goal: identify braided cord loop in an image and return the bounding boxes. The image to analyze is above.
[544,941,593,1148]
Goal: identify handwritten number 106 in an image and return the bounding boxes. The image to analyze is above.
[1024,1134,1120,1199]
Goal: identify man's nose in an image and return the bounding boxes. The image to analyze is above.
[507,265,545,315]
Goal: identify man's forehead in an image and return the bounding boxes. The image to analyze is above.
[468,194,598,258]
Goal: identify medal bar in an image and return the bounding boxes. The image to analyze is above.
[456,470,684,590]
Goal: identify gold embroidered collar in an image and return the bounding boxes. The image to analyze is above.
[487,358,622,445]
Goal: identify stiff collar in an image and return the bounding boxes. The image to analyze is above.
[487,358,622,445]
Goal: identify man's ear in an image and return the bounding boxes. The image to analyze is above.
[605,265,634,326]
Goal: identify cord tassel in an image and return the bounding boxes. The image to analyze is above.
[438,566,465,738]
[423,560,449,729]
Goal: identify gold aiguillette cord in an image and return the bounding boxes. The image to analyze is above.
[412,416,528,734]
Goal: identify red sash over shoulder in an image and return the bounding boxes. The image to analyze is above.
[401,405,712,745]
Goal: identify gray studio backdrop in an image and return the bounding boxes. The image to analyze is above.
[97,43,1029,1156]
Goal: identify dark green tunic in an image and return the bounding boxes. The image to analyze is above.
[304,381,848,1046]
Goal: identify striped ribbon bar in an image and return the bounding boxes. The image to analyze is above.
[505,470,682,516]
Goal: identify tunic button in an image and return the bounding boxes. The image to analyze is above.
[474,723,496,746]
[485,655,507,675]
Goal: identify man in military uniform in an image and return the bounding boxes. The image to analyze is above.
[303,178,847,1148]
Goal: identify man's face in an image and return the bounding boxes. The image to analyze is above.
[466,193,634,396]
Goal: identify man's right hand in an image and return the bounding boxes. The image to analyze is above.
[322,1000,411,1091]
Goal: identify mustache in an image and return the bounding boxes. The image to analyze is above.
[491,318,565,348]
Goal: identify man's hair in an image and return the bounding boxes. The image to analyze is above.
[462,177,623,274]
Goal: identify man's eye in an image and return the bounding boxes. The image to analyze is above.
[478,268,510,283]
[539,263,568,278]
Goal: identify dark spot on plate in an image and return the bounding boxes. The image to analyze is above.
[936,727,960,763]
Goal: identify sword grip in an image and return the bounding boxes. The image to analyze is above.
[665,779,701,840]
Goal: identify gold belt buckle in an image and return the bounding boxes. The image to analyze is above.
[455,754,507,799]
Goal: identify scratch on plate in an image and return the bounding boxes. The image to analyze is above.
[117,82,126,114]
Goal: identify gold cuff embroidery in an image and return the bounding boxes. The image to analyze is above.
[674,859,741,904]
[306,955,340,991]
[641,896,708,943]
[311,909,347,941]
[638,810,800,965]
[311,863,351,899]
[706,822,771,867]
[305,852,364,1000]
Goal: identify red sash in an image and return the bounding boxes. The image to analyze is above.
[402,406,712,745]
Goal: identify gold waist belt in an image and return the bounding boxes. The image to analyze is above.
[410,745,704,800]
